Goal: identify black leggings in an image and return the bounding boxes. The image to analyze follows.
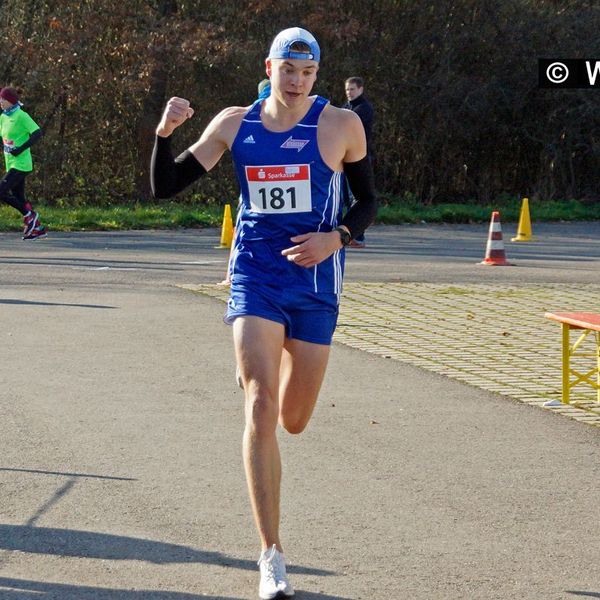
[0,169,30,215]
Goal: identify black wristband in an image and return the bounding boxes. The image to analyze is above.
[150,135,207,199]
[341,156,378,239]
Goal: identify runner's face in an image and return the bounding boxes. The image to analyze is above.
[0,98,13,110]
[267,58,318,106]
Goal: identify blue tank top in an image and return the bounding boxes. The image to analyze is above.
[230,95,345,295]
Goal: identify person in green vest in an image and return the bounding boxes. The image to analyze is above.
[0,87,46,240]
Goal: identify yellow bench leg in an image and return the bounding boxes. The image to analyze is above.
[597,331,600,404]
[545,322,572,407]
[562,322,570,404]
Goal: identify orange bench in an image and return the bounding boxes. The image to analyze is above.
[545,312,600,406]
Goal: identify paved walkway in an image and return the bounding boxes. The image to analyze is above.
[1,227,599,599]
[186,281,600,428]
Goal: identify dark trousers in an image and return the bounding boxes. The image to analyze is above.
[0,169,30,215]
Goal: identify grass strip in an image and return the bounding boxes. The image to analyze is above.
[0,198,599,232]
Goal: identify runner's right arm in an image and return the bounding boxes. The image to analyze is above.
[151,98,243,199]
[151,97,205,199]
[151,137,206,199]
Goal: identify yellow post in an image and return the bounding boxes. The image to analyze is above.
[511,197,534,242]
[217,204,233,249]
[562,322,570,404]
[596,331,600,404]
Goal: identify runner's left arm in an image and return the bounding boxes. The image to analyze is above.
[340,156,378,240]
[281,110,377,267]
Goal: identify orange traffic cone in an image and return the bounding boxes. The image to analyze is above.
[480,211,513,266]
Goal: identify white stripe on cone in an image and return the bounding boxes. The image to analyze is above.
[486,240,505,250]
[480,211,513,265]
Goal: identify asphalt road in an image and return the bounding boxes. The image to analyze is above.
[0,224,598,599]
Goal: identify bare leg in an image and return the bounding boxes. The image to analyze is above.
[279,337,331,434]
[234,316,285,551]
[235,319,332,554]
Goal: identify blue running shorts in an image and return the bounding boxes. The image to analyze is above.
[225,283,340,346]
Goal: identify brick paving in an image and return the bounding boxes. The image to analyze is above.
[183,282,600,428]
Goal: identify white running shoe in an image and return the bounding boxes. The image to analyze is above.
[258,545,294,599]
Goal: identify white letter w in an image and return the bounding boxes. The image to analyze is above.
[585,61,600,85]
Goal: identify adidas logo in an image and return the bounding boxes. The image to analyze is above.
[243,135,255,144]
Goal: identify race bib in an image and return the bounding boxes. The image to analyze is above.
[246,164,311,214]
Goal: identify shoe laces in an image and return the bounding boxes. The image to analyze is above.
[259,545,286,584]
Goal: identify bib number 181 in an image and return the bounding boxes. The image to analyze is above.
[258,186,296,210]
[246,164,311,214]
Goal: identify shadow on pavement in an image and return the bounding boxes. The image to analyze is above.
[0,467,135,480]
[0,578,232,599]
[0,299,116,309]
[0,255,194,271]
[566,593,600,598]
[293,592,355,599]
[0,525,334,575]
[0,579,357,599]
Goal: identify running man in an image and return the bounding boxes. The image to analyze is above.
[0,87,46,240]
[151,27,377,599]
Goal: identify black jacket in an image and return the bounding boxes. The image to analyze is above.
[343,94,374,158]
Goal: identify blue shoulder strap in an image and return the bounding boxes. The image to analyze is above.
[299,96,329,127]
[245,95,329,126]
[244,99,263,121]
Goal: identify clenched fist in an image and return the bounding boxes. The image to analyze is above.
[156,97,194,137]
